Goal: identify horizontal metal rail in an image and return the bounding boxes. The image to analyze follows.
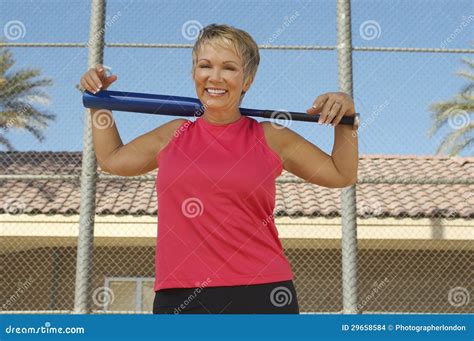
[0,174,472,184]
[1,42,472,54]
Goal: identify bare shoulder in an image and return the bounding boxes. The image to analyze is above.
[156,118,189,150]
[259,120,310,163]
[259,121,287,159]
[99,118,190,176]
[142,118,189,159]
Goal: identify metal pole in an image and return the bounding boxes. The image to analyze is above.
[73,0,106,314]
[336,0,359,314]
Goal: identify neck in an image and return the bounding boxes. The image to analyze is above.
[202,110,242,125]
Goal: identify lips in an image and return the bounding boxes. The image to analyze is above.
[205,88,228,96]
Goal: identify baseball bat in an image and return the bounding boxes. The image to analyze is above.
[82,90,360,127]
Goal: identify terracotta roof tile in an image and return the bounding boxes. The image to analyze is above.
[0,151,473,218]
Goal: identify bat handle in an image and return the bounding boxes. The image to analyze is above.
[239,108,360,128]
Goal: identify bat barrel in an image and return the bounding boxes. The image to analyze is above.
[82,90,203,117]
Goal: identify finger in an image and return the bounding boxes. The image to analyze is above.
[97,67,108,79]
[324,102,342,125]
[94,65,107,82]
[306,94,329,114]
[83,76,98,94]
[79,79,88,92]
[319,98,336,124]
[88,71,103,91]
[100,75,117,90]
[331,106,347,126]
[105,74,117,85]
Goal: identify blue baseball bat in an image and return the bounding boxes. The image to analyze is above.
[82,90,360,127]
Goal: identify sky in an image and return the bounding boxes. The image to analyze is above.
[0,0,473,157]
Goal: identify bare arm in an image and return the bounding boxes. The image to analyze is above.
[98,118,187,176]
[80,64,187,176]
[262,122,356,187]
[89,108,123,167]
[331,123,358,184]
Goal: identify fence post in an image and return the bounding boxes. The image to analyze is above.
[73,0,106,314]
[336,0,359,314]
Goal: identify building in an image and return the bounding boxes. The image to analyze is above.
[1,152,473,313]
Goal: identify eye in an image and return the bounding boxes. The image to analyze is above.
[199,65,210,68]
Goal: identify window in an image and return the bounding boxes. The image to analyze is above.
[102,277,155,313]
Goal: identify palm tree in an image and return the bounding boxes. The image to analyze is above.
[0,45,55,150]
[428,56,474,156]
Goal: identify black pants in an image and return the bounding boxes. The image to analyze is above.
[153,280,299,314]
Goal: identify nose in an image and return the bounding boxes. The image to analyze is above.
[208,68,223,82]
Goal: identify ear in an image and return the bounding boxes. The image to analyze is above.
[243,75,254,92]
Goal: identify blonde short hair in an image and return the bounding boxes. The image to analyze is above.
[192,24,260,95]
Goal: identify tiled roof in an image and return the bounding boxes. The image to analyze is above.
[0,152,473,218]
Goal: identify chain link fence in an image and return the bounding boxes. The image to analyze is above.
[0,0,472,314]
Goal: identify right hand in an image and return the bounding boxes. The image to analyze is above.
[80,63,118,94]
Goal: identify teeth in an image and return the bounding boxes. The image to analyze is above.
[207,88,226,94]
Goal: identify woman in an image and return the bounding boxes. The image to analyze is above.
[79,24,358,314]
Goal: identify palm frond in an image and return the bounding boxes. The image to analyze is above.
[460,83,474,96]
[460,57,474,70]
[434,122,474,155]
[0,134,15,151]
[448,137,474,156]
[0,47,15,75]
[21,124,46,142]
[0,46,55,149]
[0,74,53,100]
[427,101,470,137]
[455,70,474,83]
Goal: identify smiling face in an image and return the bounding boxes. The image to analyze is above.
[192,40,253,120]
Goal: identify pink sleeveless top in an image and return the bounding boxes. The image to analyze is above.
[154,115,294,291]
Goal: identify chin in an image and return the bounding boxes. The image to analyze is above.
[203,103,226,110]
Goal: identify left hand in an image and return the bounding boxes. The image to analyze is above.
[306,92,356,126]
